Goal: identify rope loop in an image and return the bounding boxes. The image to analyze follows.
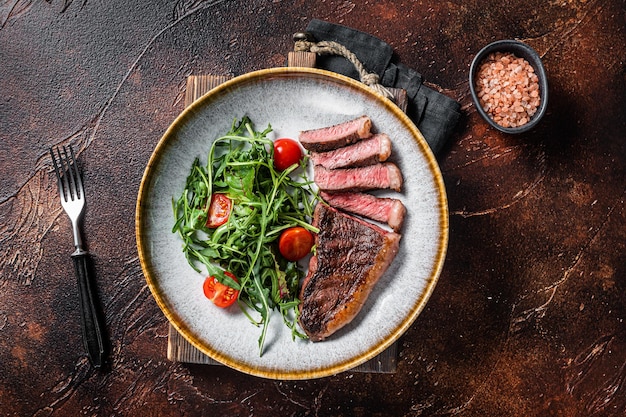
[294,36,394,101]
[361,73,380,86]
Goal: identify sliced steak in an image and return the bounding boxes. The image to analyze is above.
[314,163,403,192]
[299,115,372,152]
[299,204,401,341]
[320,191,406,232]
[309,133,392,169]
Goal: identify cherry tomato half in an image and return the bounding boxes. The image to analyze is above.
[278,227,315,261]
[273,138,303,171]
[206,193,232,228]
[203,271,239,308]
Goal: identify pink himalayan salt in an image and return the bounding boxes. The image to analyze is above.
[475,52,541,128]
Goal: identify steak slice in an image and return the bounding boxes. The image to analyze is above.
[314,163,403,192]
[299,115,372,152]
[309,133,392,169]
[299,204,401,341]
[320,191,406,232]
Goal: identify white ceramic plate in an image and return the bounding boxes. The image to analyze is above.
[136,67,448,379]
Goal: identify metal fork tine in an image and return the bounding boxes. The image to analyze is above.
[51,145,81,202]
[69,146,83,200]
[64,146,80,201]
[54,146,69,202]
[61,146,75,201]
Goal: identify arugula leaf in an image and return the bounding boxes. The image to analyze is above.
[172,117,319,355]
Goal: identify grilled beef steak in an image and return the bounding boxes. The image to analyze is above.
[309,133,392,169]
[320,191,406,232]
[313,163,403,192]
[298,204,401,341]
[299,115,372,152]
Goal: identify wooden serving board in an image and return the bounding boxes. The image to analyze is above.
[167,52,407,373]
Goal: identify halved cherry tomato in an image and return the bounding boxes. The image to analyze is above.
[273,138,303,171]
[278,226,315,261]
[206,193,232,228]
[203,271,239,308]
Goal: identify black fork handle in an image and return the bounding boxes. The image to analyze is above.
[72,252,107,369]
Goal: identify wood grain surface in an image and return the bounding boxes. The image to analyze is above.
[1,1,625,416]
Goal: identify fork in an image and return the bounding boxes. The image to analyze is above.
[50,145,107,369]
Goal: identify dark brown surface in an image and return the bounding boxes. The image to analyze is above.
[1,1,625,416]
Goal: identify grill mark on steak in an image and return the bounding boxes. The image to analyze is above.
[299,204,401,341]
[309,133,392,169]
[313,163,403,192]
[320,191,406,232]
[299,115,372,152]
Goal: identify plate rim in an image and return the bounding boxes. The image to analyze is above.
[135,67,449,379]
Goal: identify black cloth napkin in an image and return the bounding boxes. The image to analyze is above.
[305,19,461,154]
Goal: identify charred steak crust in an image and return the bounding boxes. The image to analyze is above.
[298,204,401,341]
[299,115,372,152]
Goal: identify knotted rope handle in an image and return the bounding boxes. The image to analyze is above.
[293,32,395,101]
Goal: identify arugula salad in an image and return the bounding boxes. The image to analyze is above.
[172,117,318,355]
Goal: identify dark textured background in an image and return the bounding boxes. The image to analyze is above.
[1,1,625,416]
